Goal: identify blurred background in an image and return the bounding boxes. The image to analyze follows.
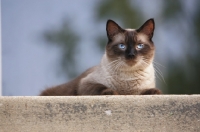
[2,0,200,95]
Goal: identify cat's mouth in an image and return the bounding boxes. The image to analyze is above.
[124,56,148,69]
[125,58,138,67]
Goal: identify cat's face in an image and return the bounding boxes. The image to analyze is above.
[106,19,155,70]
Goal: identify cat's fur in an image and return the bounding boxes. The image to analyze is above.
[40,18,161,96]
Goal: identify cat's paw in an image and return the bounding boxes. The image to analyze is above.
[101,89,119,95]
[140,88,162,95]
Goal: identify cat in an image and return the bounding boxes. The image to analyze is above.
[40,18,161,96]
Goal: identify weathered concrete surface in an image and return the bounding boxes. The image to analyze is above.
[0,95,200,132]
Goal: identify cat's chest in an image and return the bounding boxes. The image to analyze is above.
[100,66,155,94]
[104,73,144,93]
[85,65,155,95]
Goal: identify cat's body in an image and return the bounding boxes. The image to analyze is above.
[40,19,161,96]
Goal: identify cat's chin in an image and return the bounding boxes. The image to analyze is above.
[124,61,149,71]
[124,58,138,66]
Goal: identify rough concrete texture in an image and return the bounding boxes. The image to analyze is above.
[0,95,200,132]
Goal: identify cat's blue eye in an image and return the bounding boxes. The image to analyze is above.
[137,44,144,49]
[118,44,126,50]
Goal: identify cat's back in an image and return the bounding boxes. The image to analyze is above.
[40,66,97,96]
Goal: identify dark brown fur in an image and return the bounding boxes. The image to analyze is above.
[40,67,95,96]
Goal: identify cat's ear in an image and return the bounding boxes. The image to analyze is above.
[106,20,124,40]
[137,18,155,39]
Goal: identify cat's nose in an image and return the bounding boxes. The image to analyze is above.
[128,49,136,57]
[128,52,136,56]
[125,48,137,59]
[127,52,136,59]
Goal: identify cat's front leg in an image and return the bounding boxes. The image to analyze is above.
[78,83,118,95]
[140,88,162,95]
[101,88,119,95]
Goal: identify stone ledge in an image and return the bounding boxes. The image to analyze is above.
[0,95,200,132]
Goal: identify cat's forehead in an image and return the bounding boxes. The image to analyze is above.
[112,29,136,43]
[112,29,148,44]
[125,29,148,42]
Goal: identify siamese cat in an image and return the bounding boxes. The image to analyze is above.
[40,18,161,96]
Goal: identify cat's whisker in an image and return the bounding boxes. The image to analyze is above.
[141,59,149,69]
[113,61,122,74]
[107,60,119,73]
[153,63,163,74]
[145,59,165,84]
[153,61,165,68]
[154,68,166,84]
[141,58,165,84]
[105,60,120,71]
[141,57,149,66]
[108,59,122,67]
[154,72,160,82]
[106,60,119,67]
[117,61,124,73]
[153,64,166,84]
[117,62,126,77]
[112,61,124,76]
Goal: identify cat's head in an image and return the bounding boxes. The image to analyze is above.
[106,18,155,70]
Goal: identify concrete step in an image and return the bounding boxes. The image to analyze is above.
[0,95,200,132]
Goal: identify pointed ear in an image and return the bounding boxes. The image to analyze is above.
[137,18,155,39]
[106,20,124,40]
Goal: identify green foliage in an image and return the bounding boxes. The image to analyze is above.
[162,0,183,19]
[161,1,200,94]
[165,62,200,94]
[96,0,142,27]
[43,20,79,78]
